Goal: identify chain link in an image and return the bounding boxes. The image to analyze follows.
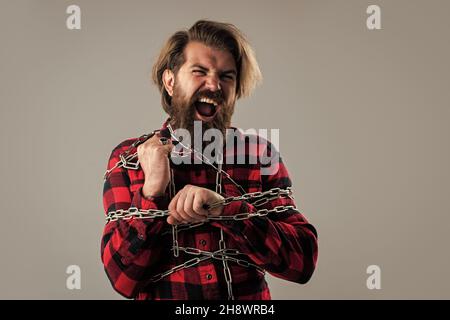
[103,131,159,181]
[219,228,234,300]
[105,207,169,223]
[104,125,298,299]
[207,205,298,221]
[104,189,297,299]
[107,203,297,224]
[103,125,247,194]
[149,255,211,283]
[206,187,294,210]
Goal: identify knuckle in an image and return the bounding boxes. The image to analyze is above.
[154,146,168,154]
[176,201,184,212]
[193,202,203,212]
[178,213,188,221]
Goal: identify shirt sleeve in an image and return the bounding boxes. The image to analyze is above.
[211,142,319,285]
[101,140,168,298]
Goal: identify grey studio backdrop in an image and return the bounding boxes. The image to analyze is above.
[0,0,449,299]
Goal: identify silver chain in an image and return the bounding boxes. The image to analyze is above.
[166,124,246,195]
[103,124,247,194]
[205,187,294,209]
[105,187,295,223]
[148,247,266,284]
[149,255,212,283]
[106,203,297,223]
[215,161,233,299]
[104,126,298,299]
[103,130,159,181]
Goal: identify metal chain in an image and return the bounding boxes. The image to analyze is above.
[105,202,297,223]
[105,185,295,222]
[165,123,246,195]
[205,205,298,221]
[103,125,246,194]
[220,227,234,300]
[172,224,179,257]
[206,187,294,209]
[105,208,169,223]
[149,255,211,283]
[103,130,159,181]
[104,126,298,299]
[179,246,266,277]
[215,161,234,299]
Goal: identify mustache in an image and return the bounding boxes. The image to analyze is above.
[191,90,225,105]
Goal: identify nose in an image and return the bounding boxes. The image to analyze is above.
[204,75,221,92]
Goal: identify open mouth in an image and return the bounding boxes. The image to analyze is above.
[194,97,219,117]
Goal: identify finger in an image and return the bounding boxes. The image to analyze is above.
[168,190,183,224]
[168,189,181,211]
[193,192,210,218]
[138,134,173,163]
[136,144,145,160]
[167,215,180,225]
[183,189,205,222]
[176,189,192,223]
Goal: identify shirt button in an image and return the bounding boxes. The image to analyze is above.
[206,274,213,280]
[137,234,145,240]
[199,239,207,246]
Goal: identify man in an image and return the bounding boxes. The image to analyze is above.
[101,20,318,300]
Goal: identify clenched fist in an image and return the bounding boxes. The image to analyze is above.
[167,185,224,225]
[137,132,173,198]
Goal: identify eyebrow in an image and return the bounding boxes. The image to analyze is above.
[190,64,237,76]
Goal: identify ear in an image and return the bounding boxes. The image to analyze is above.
[162,69,175,96]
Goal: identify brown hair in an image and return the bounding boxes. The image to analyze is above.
[152,20,262,113]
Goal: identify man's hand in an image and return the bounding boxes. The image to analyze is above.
[137,132,173,198]
[167,185,224,225]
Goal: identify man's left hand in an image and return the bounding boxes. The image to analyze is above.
[167,185,224,225]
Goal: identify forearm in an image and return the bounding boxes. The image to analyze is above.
[101,221,164,298]
[211,198,318,284]
[101,186,168,298]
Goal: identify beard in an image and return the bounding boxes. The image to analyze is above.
[168,82,235,144]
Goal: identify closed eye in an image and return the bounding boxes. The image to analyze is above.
[220,74,234,81]
[192,70,206,75]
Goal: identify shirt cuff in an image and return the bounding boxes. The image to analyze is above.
[126,187,168,241]
[216,200,257,234]
[132,186,169,210]
[222,200,254,216]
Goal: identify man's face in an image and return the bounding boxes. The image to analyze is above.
[166,41,238,137]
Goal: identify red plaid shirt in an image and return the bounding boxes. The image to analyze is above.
[101,120,318,300]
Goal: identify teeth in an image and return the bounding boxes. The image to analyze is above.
[198,97,218,106]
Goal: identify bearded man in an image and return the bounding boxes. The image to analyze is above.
[101,20,318,300]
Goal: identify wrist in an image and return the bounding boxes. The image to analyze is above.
[142,182,166,198]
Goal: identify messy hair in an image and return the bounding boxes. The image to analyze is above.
[152,20,262,113]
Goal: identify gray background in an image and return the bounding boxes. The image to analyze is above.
[1,0,449,299]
